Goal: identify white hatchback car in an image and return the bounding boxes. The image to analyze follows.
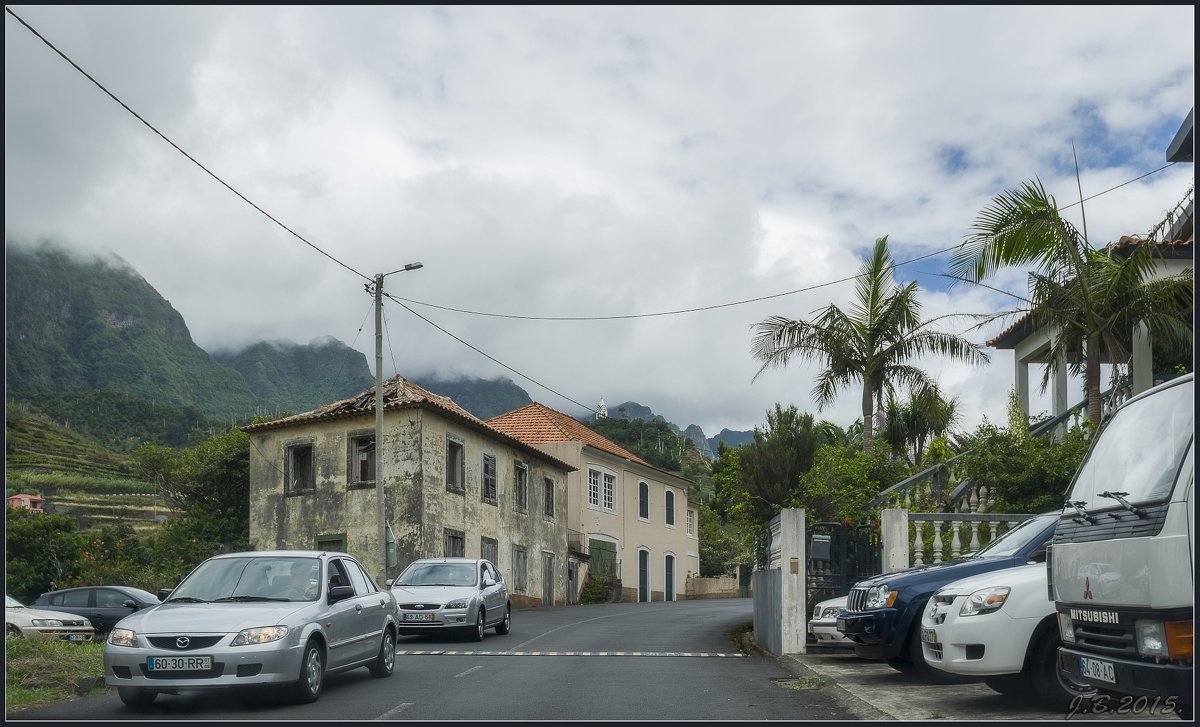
[920,562,1095,709]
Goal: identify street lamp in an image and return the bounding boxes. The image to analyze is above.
[373,262,423,583]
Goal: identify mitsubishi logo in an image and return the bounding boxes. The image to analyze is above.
[1083,577,1093,600]
[176,636,191,649]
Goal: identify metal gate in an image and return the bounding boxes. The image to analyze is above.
[805,521,882,615]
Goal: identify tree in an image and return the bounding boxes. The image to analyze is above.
[753,236,988,451]
[792,446,910,522]
[697,504,742,577]
[735,404,822,521]
[880,382,961,466]
[4,507,85,602]
[952,179,1194,424]
[159,427,251,550]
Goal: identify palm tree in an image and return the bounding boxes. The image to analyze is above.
[951,180,1193,424]
[880,382,960,466]
[752,236,988,452]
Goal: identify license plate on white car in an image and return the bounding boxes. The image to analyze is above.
[920,628,937,644]
[67,633,88,642]
[1078,656,1116,683]
[403,612,435,622]
[147,655,212,672]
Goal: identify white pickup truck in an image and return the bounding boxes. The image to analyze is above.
[920,562,1095,710]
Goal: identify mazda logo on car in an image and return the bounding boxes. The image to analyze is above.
[176,636,191,649]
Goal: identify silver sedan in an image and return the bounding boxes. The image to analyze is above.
[104,550,398,707]
[391,558,511,641]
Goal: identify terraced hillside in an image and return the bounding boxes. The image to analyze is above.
[5,403,180,533]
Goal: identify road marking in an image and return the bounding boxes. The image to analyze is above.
[393,657,744,662]
[374,702,414,720]
[454,665,484,678]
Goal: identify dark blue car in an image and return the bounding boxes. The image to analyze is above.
[836,512,1059,681]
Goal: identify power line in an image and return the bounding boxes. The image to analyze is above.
[383,292,600,416]
[5,6,371,284]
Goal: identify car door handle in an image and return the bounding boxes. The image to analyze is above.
[355,604,363,613]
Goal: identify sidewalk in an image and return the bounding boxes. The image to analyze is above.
[779,644,1182,722]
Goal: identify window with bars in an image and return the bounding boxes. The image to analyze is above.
[687,508,695,536]
[482,454,498,504]
[514,462,528,512]
[543,477,555,519]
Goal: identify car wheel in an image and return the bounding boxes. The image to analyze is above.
[907,620,975,684]
[5,624,22,639]
[368,628,396,678]
[289,640,324,703]
[1030,631,1096,710]
[495,605,511,635]
[469,608,485,642]
[117,687,157,706]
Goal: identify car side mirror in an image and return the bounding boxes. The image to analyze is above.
[157,588,173,601]
[328,585,355,604]
[482,576,496,588]
[386,578,395,587]
[122,599,138,610]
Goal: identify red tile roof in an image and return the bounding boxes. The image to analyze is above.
[241,376,574,471]
[487,403,653,467]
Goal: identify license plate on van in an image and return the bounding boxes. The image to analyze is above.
[1078,656,1116,683]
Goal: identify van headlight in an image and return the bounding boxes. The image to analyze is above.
[959,586,1010,616]
[1058,613,1075,643]
[865,585,897,609]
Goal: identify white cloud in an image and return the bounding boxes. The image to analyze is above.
[4,5,1194,438]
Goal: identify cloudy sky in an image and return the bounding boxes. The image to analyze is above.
[4,5,1194,436]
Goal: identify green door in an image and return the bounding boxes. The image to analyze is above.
[638,550,649,602]
[665,555,675,601]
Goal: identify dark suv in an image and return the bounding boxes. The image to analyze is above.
[836,512,1059,681]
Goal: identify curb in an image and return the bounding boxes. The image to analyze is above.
[777,652,894,721]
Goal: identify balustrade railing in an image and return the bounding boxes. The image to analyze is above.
[905,512,1032,566]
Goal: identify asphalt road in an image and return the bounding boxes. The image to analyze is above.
[8,597,853,722]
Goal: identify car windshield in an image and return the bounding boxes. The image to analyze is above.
[974,515,1054,558]
[168,556,321,602]
[125,588,161,604]
[5,595,26,608]
[394,562,477,587]
[1068,378,1193,509]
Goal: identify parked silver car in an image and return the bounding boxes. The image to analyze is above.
[390,558,511,641]
[104,550,398,707]
[5,594,95,642]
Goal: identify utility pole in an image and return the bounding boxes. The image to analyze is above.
[372,262,423,585]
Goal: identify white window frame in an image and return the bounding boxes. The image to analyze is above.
[686,508,696,537]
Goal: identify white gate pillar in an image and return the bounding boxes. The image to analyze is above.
[781,508,807,654]
[881,508,910,571]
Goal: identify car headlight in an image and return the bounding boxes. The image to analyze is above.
[231,626,288,646]
[865,585,897,609]
[959,586,1010,617]
[1135,620,1168,658]
[1058,612,1075,643]
[444,599,469,610]
[30,618,63,627]
[108,628,140,647]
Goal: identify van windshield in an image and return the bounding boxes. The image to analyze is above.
[1068,378,1193,510]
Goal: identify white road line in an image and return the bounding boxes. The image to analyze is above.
[375,702,415,720]
[454,664,484,678]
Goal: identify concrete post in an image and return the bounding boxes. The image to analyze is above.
[881,508,909,572]
[780,508,806,655]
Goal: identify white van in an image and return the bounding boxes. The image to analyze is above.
[1049,373,1193,720]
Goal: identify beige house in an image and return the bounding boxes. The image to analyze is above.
[488,403,698,603]
[243,376,575,608]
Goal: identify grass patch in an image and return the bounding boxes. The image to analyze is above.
[3,638,107,713]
